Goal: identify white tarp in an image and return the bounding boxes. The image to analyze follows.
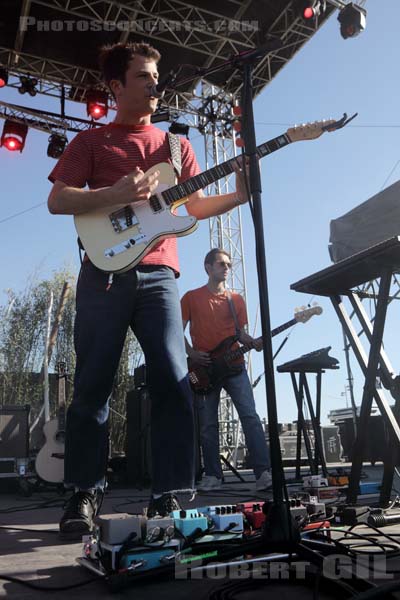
[329,180,400,263]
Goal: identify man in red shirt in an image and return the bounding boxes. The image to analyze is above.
[47,42,249,540]
[182,248,271,492]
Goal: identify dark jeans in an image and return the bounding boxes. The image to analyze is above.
[196,367,270,479]
[64,261,195,495]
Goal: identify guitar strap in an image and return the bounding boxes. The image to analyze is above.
[167,132,182,178]
[226,292,241,337]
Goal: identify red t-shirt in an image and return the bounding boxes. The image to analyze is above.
[181,286,248,353]
[48,123,201,274]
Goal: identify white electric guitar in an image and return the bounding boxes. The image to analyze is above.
[35,361,66,484]
[75,117,343,273]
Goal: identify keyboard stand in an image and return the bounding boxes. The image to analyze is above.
[291,236,400,506]
[278,350,339,481]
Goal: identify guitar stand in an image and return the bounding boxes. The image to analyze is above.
[291,236,400,507]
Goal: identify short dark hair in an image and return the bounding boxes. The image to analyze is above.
[204,248,231,272]
[98,42,161,88]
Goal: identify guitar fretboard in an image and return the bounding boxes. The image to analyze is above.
[161,133,291,206]
[224,317,298,362]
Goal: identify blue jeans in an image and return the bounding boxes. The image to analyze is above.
[196,367,270,479]
[64,262,195,495]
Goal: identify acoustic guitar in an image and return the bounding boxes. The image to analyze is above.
[35,361,66,483]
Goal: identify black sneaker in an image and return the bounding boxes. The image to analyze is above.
[147,493,181,518]
[59,491,98,541]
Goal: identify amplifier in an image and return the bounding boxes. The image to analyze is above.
[279,435,310,462]
[133,364,147,389]
[0,405,30,458]
[321,426,342,463]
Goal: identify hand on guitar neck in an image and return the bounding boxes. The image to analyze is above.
[188,304,322,394]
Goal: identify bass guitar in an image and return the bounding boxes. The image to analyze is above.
[75,118,344,274]
[188,305,322,394]
[35,361,66,484]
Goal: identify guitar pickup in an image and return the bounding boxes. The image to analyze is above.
[150,194,162,213]
[105,233,147,258]
[109,206,139,233]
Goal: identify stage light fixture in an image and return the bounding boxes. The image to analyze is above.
[338,3,366,39]
[1,120,28,152]
[168,122,190,138]
[0,68,9,88]
[86,89,108,120]
[47,133,68,159]
[295,0,326,21]
[18,75,38,96]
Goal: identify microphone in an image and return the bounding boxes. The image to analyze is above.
[149,70,177,99]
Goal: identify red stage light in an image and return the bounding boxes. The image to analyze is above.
[4,136,22,151]
[1,120,28,153]
[86,89,109,121]
[295,1,325,21]
[0,68,8,88]
[87,102,107,120]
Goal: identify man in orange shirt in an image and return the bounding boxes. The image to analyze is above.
[181,248,271,492]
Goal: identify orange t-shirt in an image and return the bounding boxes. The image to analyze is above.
[181,286,247,353]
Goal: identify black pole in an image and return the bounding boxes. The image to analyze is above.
[240,61,298,542]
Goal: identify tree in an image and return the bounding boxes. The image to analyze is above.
[0,269,144,454]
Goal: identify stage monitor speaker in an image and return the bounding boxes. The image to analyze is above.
[0,405,30,458]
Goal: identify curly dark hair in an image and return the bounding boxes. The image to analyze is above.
[98,42,161,88]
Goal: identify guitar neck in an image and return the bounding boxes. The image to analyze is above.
[224,317,298,362]
[162,133,292,206]
[57,372,66,432]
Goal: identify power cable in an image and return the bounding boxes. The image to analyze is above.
[0,202,46,224]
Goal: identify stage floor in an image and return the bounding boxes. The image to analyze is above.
[1,465,400,599]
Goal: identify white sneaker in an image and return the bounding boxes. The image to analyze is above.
[197,475,223,492]
[256,469,272,491]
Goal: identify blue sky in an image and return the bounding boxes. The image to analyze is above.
[1,0,399,424]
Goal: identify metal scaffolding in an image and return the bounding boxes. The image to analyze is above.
[198,82,249,467]
[0,0,340,472]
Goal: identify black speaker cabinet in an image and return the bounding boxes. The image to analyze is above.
[0,405,30,458]
[125,388,152,485]
[321,426,343,463]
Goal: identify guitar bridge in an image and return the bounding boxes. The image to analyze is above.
[109,206,139,233]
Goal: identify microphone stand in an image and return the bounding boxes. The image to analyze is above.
[165,39,328,562]
[238,54,300,547]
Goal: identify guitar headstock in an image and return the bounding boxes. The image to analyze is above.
[294,304,323,324]
[286,119,336,143]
